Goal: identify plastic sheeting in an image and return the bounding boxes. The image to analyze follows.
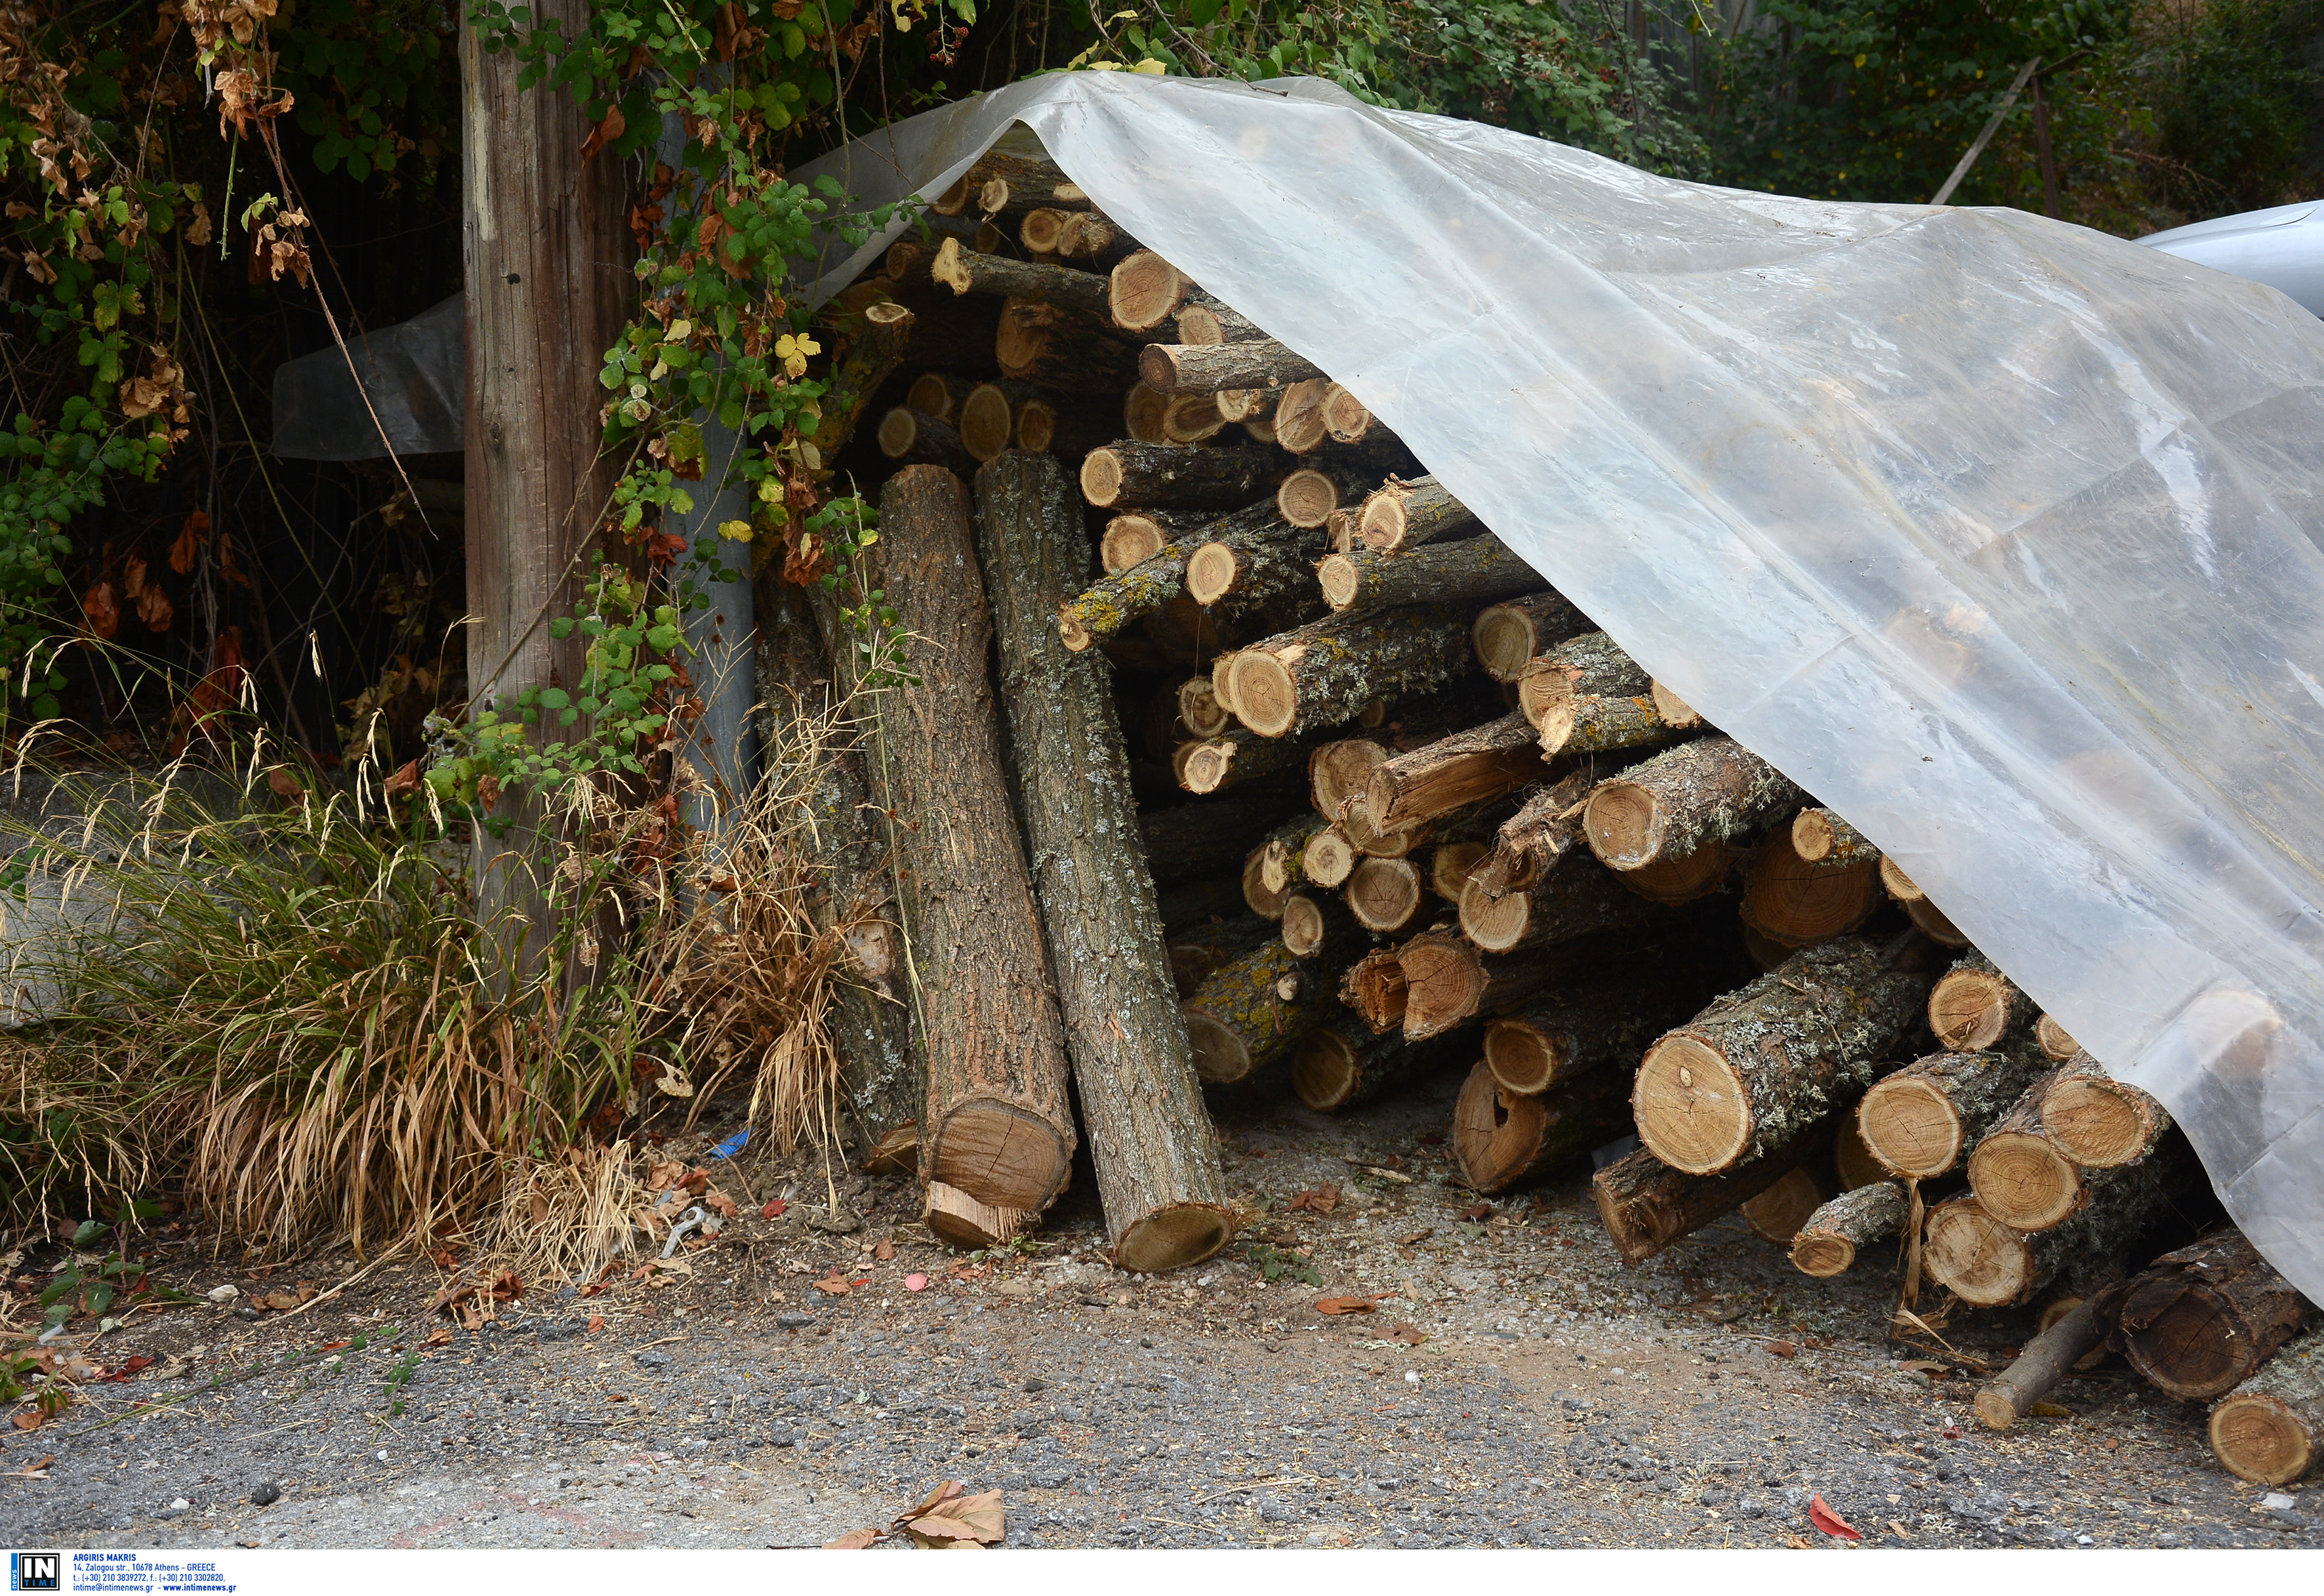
[2141,200,2324,319]
[270,293,465,460]
[793,75,2324,1300]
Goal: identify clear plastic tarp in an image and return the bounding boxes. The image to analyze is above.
[794,75,2324,1301]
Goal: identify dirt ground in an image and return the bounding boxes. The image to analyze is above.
[4,1071,2315,1551]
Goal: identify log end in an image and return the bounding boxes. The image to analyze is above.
[1163,392,1226,444]
[1124,381,1170,443]
[1923,1198,2030,1307]
[2123,1284,2252,1401]
[1834,1111,1890,1191]
[1965,1130,2083,1231]
[1346,857,1423,937]
[1101,514,1169,575]
[1057,605,1095,654]
[1790,807,1839,862]
[1740,1166,1825,1245]
[1278,469,1343,530]
[1291,1027,1360,1111]
[1471,604,1539,683]
[1740,835,1880,947]
[1229,651,1298,738]
[1078,447,1126,508]
[1790,1229,1859,1278]
[1184,1008,1255,1083]
[1878,853,1925,903]
[1314,551,1361,611]
[1650,679,1704,730]
[1633,1033,1752,1174]
[876,407,920,459]
[1581,781,1665,870]
[2211,1393,2317,1486]
[930,235,971,294]
[2035,1013,2081,1061]
[1185,541,1239,607]
[1357,487,1408,550]
[1178,740,1234,794]
[1398,933,1480,1040]
[1452,1060,1547,1194]
[923,1181,1027,1250]
[1111,251,1187,333]
[929,1102,1072,1216]
[1972,1388,2022,1432]
[1457,872,1531,954]
[1280,892,1331,956]
[2041,1074,2160,1168]
[1906,894,1972,947]
[1857,1075,1965,1180]
[1113,1202,1239,1274]
[1482,1016,1559,1095]
[958,383,1015,462]
[1303,827,1358,889]
[1930,967,2011,1052]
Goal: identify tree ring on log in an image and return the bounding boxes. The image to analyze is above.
[1471,607,1538,682]
[1740,1166,1823,1244]
[930,1102,1072,1212]
[1459,878,1532,952]
[1398,937,1479,1036]
[2041,1074,2156,1166]
[1231,653,1299,738]
[1302,827,1358,888]
[1078,449,1127,506]
[1967,1129,2083,1230]
[1923,1200,2029,1305]
[1791,1231,1857,1277]
[1185,541,1239,605]
[1583,780,1664,868]
[1930,965,2014,1050]
[1482,1017,1559,1095]
[1113,1202,1238,1274]
[1452,1065,1549,1193]
[1633,1033,1751,1173]
[1279,469,1344,529]
[1617,846,1731,905]
[1858,1075,1965,1178]
[923,1180,1026,1250]
[1879,855,1925,901]
[2035,1013,2079,1060]
[1292,1027,1362,1111]
[1346,857,1423,933]
[2210,1396,2314,1486]
[1184,1012,1254,1083]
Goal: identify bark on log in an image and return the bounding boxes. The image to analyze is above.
[1109,251,1194,332]
[1631,935,1931,1174]
[1738,827,1881,949]
[1473,590,1592,682]
[1358,476,1477,552]
[1453,1063,1634,1193]
[1280,888,1368,958]
[1974,1299,2104,1429]
[2210,1325,2324,1485]
[1340,944,1412,1035]
[1166,915,1276,998]
[1057,211,1135,267]
[1591,1107,1848,1264]
[1345,856,1426,935]
[979,467,1238,1271]
[1141,804,1295,897]
[1741,1166,1828,1245]
[1156,877,1248,938]
[1137,338,1326,394]
[1926,1153,2184,1306]
[1186,519,1327,611]
[997,298,1141,390]
[1317,536,1544,617]
[1966,1070,2087,1230]
[2110,1229,2312,1401]
[2041,1053,2172,1168]
[2035,1013,2081,1061]
[1535,693,1685,760]
[1183,934,1360,1084]
[1456,851,1667,954]
[1857,1048,2050,1179]
[1177,727,1319,795]
[1583,735,1804,875]
[1294,1019,1472,1113]
[878,406,977,474]
[931,238,1113,317]
[1364,712,1541,833]
[1057,531,1196,653]
[1792,807,1881,869]
[1259,813,1335,896]
[1175,291,1267,346]
[1650,681,1706,731]
[1079,442,1286,510]
[1790,1181,1906,1277]
[1517,632,1650,729]
[1929,952,2036,1053]
[1470,770,1597,900]
[1227,605,1475,740]
[866,466,1076,1215]
[1482,977,1703,1095]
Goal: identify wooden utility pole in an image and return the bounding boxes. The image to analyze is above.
[459,4,632,962]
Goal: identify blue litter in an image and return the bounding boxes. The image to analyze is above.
[710,1127,750,1161]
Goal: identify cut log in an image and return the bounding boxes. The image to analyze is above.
[1057,531,1195,653]
[1268,377,1335,453]
[972,455,1238,1271]
[1650,681,1705,731]
[1591,1107,1849,1264]
[1965,1070,2086,1230]
[1345,856,1425,935]
[1905,895,1971,947]
[1317,536,1543,617]
[1630,935,1931,1174]
[2041,1053,2171,1168]
[1185,519,1326,611]
[1162,392,1228,444]
[1175,291,1267,346]
[955,382,1019,462]
[906,371,970,422]
[1280,888,1368,959]
[1301,825,1360,890]
[1177,673,1232,739]
[1364,712,1541,833]
[1358,476,1476,552]
[923,1181,1025,1250]
[1217,386,1276,423]
[1141,794,1288,891]
[1309,737,1388,825]
[1123,381,1170,443]
[1322,382,1376,445]
[1340,944,1412,1035]
[877,406,977,474]
[1057,211,1134,267]
[1482,977,1705,1096]
[1856,1048,2050,1179]
[1079,441,1286,510]
[1535,692,1684,760]
[1016,206,1067,255]
[931,238,1112,317]
[1183,935,1358,1084]
[1516,631,1650,729]
[1583,734,1804,874]
[1456,852,1666,954]
[956,148,1087,215]
[866,466,1076,1215]
[1473,590,1591,682]
[1242,838,1292,922]
[2210,1325,2324,1485]
[1143,593,1238,664]
[1926,1153,2184,1306]
[1928,952,2035,1052]
[1614,846,1736,907]
[1973,1299,2104,1429]
[1166,915,1276,998]
[1294,1020,1471,1113]
[1453,1063,1633,1193]
[1741,1166,1827,1244]
[1431,842,1488,903]
[1109,251,1194,332]
[1259,812,1334,896]
[1791,807,1880,869]
[1398,930,1608,1042]
[2110,1229,2312,1402]
[997,298,1141,390]
[1738,827,1881,949]
[1276,465,1366,529]
[1879,855,1925,903]
[1177,727,1318,795]
[1015,397,1113,460]
[1833,1113,1888,1191]
[2035,1013,2081,1061]
[1789,1181,1905,1277]
[1227,605,1474,740]
[1138,338,1325,394]
[1470,769,1597,899]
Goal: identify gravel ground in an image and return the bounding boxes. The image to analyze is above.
[5,1071,2315,1551]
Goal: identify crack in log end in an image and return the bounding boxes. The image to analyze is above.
[1633,1034,1751,1174]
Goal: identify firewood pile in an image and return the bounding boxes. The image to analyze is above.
[786,146,2319,1486]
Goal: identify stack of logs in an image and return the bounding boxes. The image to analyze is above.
[781,139,2319,1485]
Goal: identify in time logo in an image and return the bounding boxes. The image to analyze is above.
[8,1552,59,1593]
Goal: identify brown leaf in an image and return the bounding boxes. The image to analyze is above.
[268,766,304,804]
[1767,1340,1798,1358]
[903,1488,1004,1547]
[873,1238,895,1261]
[1388,1323,1428,1346]
[579,104,626,164]
[703,1190,737,1219]
[423,1328,451,1347]
[1288,1183,1340,1214]
[1315,1296,1380,1316]
[1458,1201,1494,1222]
[169,511,207,575]
[586,1314,605,1334]
[10,1410,43,1431]
[136,581,173,632]
[82,581,119,640]
[823,1526,883,1549]
[1807,1493,1862,1540]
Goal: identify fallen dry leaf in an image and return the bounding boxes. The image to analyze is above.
[1315,1296,1381,1316]
[703,1190,737,1219]
[1767,1340,1798,1358]
[1288,1183,1340,1214]
[823,1526,884,1549]
[424,1328,451,1347]
[761,1198,788,1219]
[1897,1359,1948,1378]
[10,1411,44,1431]
[98,1356,155,1383]
[1396,1229,1434,1247]
[905,1273,929,1292]
[1458,1201,1495,1222]
[1389,1323,1429,1347]
[874,1238,895,1262]
[14,1454,55,1477]
[586,1315,605,1334]
[1808,1494,1862,1541]
[899,1483,1005,1548]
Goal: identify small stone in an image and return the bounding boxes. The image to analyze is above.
[250,1481,281,1507]
[2262,1492,2297,1511]
[776,1313,814,1330]
[634,1349,673,1369]
[206,1285,239,1303]
[1023,1378,1046,1393]
[169,1497,191,1511]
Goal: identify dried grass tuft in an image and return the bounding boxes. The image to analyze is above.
[484,1138,647,1284]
